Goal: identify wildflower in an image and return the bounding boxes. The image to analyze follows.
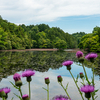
[85,53,98,63]
[76,51,84,63]
[22,94,29,100]
[13,73,22,86]
[76,51,83,58]
[51,95,71,100]
[80,85,94,98]
[57,75,63,83]
[62,60,73,70]
[45,77,50,84]
[79,72,84,79]
[22,69,35,82]
[0,88,6,98]
[3,87,10,94]
[13,73,21,81]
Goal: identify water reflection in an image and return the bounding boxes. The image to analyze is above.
[0,51,77,81]
[0,51,100,100]
[0,63,100,100]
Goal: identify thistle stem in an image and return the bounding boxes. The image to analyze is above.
[47,84,49,100]
[19,86,22,97]
[82,63,90,84]
[29,82,31,100]
[2,97,6,100]
[92,63,95,86]
[69,70,84,100]
[91,63,95,100]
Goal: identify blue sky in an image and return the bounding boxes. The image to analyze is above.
[0,0,100,34]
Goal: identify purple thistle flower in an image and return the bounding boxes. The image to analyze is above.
[22,94,29,99]
[22,69,35,77]
[62,60,73,70]
[62,60,73,66]
[51,95,71,100]
[0,88,6,97]
[76,51,83,58]
[80,85,94,98]
[80,85,94,93]
[3,87,11,94]
[85,53,98,61]
[13,73,21,81]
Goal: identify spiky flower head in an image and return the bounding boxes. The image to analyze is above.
[76,51,83,58]
[85,53,98,63]
[13,73,21,81]
[22,69,35,77]
[3,87,11,94]
[80,85,94,98]
[22,69,35,82]
[62,60,73,70]
[13,73,22,86]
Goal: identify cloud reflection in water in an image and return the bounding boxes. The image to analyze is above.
[0,63,100,100]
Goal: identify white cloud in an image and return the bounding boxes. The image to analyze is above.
[0,0,100,24]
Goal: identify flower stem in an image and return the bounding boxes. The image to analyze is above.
[91,63,95,100]
[69,70,84,100]
[2,97,6,100]
[92,63,95,86]
[47,84,49,100]
[29,82,31,100]
[19,86,22,97]
[82,63,90,84]
[59,82,70,99]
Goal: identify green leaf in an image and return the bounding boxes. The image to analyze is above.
[94,96,98,99]
[42,87,48,91]
[9,81,19,89]
[11,97,14,100]
[13,93,22,100]
[75,74,79,83]
[65,83,69,90]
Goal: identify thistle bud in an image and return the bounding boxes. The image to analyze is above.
[78,57,84,63]
[79,72,84,79]
[57,75,63,83]
[45,77,50,84]
[0,89,6,97]
[15,80,22,87]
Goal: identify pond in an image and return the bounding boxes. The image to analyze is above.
[0,51,100,100]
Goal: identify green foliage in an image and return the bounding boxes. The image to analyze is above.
[54,37,67,49]
[72,32,86,45]
[0,15,80,50]
[79,26,100,52]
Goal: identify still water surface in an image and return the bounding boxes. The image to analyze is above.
[0,51,100,100]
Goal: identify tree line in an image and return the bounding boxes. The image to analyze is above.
[0,15,87,50]
[78,26,100,52]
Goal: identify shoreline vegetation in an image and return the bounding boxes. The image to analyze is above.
[0,48,82,52]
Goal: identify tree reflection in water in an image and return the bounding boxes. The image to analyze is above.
[0,51,100,81]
